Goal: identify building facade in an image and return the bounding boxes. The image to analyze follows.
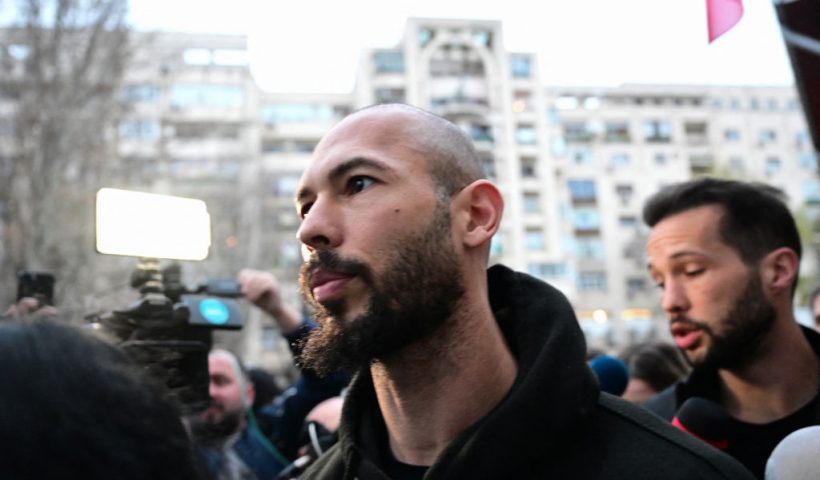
[3,19,816,369]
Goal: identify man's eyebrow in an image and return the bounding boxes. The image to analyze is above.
[645,250,708,270]
[296,156,392,203]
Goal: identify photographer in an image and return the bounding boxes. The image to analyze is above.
[192,269,350,480]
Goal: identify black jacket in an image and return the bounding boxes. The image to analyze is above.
[302,265,753,479]
[644,325,820,478]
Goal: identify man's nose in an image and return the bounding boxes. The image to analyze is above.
[660,278,690,315]
[297,197,342,252]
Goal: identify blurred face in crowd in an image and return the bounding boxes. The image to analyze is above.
[201,354,252,431]
[812,295,820,332]
[647,205,775,371]
[622,378,658,404]
[295,108,465,375]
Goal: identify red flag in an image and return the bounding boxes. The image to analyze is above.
[706,0,744,43]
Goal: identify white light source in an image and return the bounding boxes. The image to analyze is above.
[95,188,211,261]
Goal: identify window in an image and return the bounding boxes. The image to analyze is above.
[799,152,817,171]
[759,129,777,146]
[119,120,160,140]
[767,98,778,111]
[578,272,607,291]
[469,124,494,143]
[643,120,671,142]
[564,121,594,143]
[173,122,239,139]
[730,156,745,173]
[374,88,405,104]
[520,156,537,178]
[121,84,160,103]
[576,236,604,259]
[803,179,820,203]
[523,192,540,213]
[765,157,782,175]
[528,262,568,280]
[750,98,760,111]
[615,184,634,205]
[573,149,594,166]
[619,216,637,227]
[572,208,600,231]
[568,180,596,201]
[510,55,531,78]
[550,137,567,157]
[473,30,492,47]
[604,122,630,142]
[654,153,667,166]
[373,51,404,73]
[515,124,537,145]
[610,153,630,168]
[724,129,740,142]
[418,28,433,47]
[513,90,532,113]
[796,131,810,148]
[525,229,545,251]
[626,278,647,297]
[729,98,741,110]
[482,156,496,179]
[683,122,708,143]
[170,84,243,108]
[261,103,334,124]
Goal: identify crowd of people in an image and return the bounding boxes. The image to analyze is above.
[4,103,820,479]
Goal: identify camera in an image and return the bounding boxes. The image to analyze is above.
[89,188,244,414]
[17,271,55,307]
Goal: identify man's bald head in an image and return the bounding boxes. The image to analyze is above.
[330,103,485,201]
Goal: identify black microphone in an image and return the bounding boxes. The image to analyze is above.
[672,397,730,450]
[765,425,820,480]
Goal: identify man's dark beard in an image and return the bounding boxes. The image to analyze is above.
[298,203,465,376]
[679,271,776,371]
[187,408,244,446]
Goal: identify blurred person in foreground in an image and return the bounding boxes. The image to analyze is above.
[191,269,349,480]
[619,341,690,403]
[0,318,204,480]
[292,103,752,479]
[644,178,820,478]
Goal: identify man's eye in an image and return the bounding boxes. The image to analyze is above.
[349,176,375,193]
[299,202,312,218]
[684,268,705,277]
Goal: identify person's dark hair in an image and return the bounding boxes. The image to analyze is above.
[248,367,282,411]
[620,342,690,393]
[0,319,204,480]
[643,177,802,290]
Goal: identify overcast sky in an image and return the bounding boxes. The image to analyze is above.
[128,0,794,93]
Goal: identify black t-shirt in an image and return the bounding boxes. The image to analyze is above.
[382,451,428,480]
[725,394,819,479]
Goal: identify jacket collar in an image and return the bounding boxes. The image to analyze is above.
[335,265,599,478]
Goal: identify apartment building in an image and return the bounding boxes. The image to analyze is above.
[3,20,815,367]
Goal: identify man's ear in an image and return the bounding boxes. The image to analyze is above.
[453,180,504,249]
[245,381,256,409]
[761,247,799,296]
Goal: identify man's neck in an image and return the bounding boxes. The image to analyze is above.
[719,319,820,423]
[370,298,517,467]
